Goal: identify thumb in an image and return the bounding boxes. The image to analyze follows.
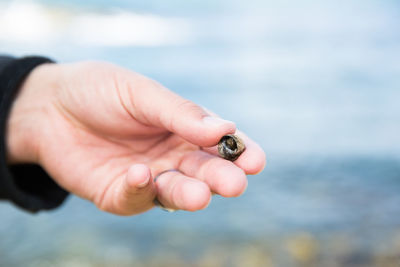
[99,164,156,215]
[128,76,236,147]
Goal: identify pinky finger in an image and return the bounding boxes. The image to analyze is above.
[154,170,212,211]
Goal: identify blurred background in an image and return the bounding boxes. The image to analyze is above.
[1,0,400,266]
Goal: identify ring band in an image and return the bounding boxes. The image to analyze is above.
[153,169,179,212]
[153,169,179,182]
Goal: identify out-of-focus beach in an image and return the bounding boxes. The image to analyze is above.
[1,0,400,266]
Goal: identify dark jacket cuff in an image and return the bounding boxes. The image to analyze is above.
[0,56,69,212]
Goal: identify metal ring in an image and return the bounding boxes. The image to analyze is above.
[153,169,179,212]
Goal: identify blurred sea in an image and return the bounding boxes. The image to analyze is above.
[1,0,400,266]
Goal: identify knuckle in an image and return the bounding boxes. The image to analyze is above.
[167,98,204,130]
[175,99,202,113]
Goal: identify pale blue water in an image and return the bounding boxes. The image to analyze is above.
[1,0,400,266]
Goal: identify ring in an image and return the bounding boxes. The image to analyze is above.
[153,169,179,212]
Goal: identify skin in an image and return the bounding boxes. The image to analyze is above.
[6,61,266,215]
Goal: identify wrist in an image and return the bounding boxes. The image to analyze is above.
[6,63,58,164]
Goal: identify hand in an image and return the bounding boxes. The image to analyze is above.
[6,61,266,215]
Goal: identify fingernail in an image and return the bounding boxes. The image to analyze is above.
[202,116,234,127]
[136,176,150,188]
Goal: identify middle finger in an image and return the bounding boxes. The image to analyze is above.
[178,150,248,197]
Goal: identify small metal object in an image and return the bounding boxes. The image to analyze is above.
[218,134,246,161]
[153,198,177,212]
[153,169,179,212]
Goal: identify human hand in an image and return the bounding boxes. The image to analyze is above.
[6,61,266,215]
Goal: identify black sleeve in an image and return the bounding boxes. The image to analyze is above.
[0,55,69,213]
